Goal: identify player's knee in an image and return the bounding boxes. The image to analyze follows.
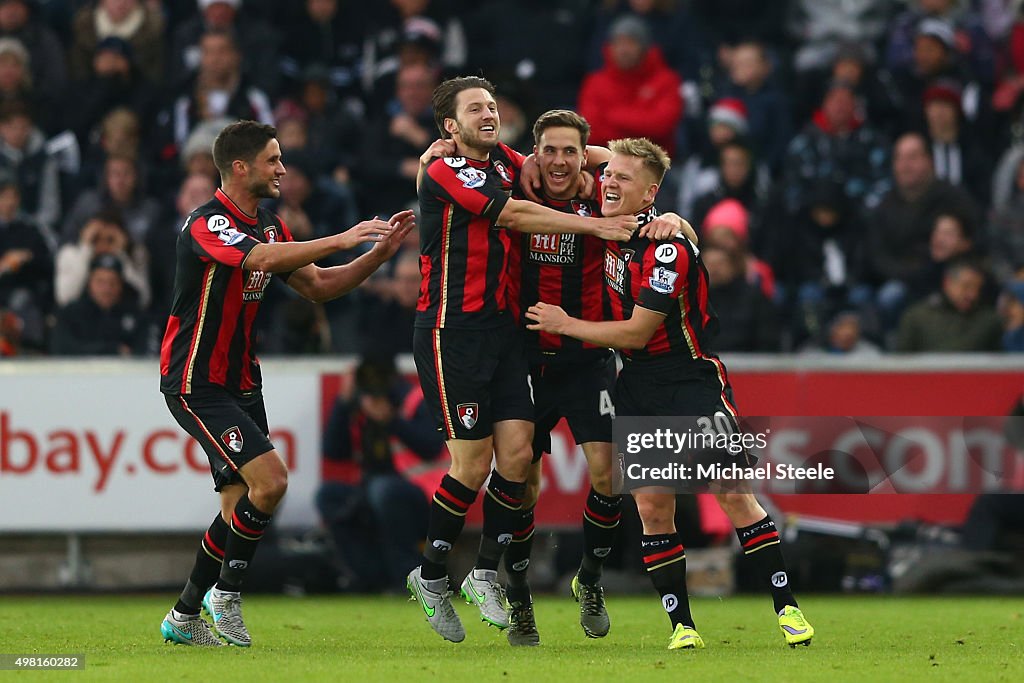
[450,456,491,490]
[715,492,762,520]
[589,467,614,496]
[251,472,288,509]
[635,496,673,530]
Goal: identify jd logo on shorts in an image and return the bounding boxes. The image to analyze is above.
[221,427,244,453]
[457,403,478,430]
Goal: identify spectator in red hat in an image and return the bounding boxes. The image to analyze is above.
[578,14,683,157]
[922,78,991,204]
[678,97,770,219]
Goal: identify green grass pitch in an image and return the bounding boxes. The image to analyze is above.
[1,594,1021,682]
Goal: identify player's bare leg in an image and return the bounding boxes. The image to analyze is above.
[714,487,814,646]
[636,489,704,650]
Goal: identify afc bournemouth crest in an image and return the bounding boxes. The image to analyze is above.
[221,426,244,453]
[264,226,279,243]
[571,200,592,217]
[493,160,513,184]
[457,403,479,430]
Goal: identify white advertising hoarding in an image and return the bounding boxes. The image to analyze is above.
[0,360,323,531]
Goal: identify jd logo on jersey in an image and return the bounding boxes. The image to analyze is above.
[457,403,478,430]
[221,427,244,453]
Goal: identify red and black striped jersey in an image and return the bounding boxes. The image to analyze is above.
[506,196,608,364]
[604,206,720,376]
[159,188,294,396]
[415,143,525,329]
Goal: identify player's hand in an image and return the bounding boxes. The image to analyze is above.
[576,170,596,200]
[590,214,638,242]
[525,302,571,335]
[370,210,416,260]
[420,138,456,167]
[519,154,543,203]
[338,217,394,251]
[640,212,697,243]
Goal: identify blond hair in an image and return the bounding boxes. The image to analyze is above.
[608,137,671,184]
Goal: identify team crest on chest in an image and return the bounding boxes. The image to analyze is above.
[571,200,593,217]
[493,160,513,185]
[264,226,279,243]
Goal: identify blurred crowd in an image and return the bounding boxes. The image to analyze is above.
[4,0,1024,358]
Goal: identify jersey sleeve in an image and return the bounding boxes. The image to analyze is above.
[636,239,692,314]
[422,158,509,222]
[273,215,296,282]
[188,214,260,267]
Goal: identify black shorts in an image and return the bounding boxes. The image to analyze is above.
[413,325,534,440]
[615,358,755,471]
[531,354,615,462]
[614,358,740,421]
[164,388,275,491]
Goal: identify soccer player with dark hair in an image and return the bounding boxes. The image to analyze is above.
[528,137,815,650]
[502,111,698,646]
[406,76,641,644]
[158,120,414,647]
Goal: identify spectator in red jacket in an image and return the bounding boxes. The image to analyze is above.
[578,15,683,157]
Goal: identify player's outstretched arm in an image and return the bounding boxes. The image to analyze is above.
[526,301,664,350]
[498,198,636,241]
[284,211,416,303]
[242,217,396,274]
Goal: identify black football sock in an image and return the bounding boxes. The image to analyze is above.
[175,513,229,614]
[736,515,796,613]
[422,474,477,581]
[476,470,525,572]
[578,488,621,585]
[216,496,272,592]
[503,505,535,604]
[641,533,694,629]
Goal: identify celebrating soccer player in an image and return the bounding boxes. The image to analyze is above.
[407,76,639,644]
[158,120,414,647]
[527,137,815,650]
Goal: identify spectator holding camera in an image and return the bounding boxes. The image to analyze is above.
[316,355,445,591]
[51,252,152,356]
[54,210,149,309]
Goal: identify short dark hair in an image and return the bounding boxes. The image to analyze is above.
[432,75,495,138]
[212,120,277,178]
[532,109,590,148]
